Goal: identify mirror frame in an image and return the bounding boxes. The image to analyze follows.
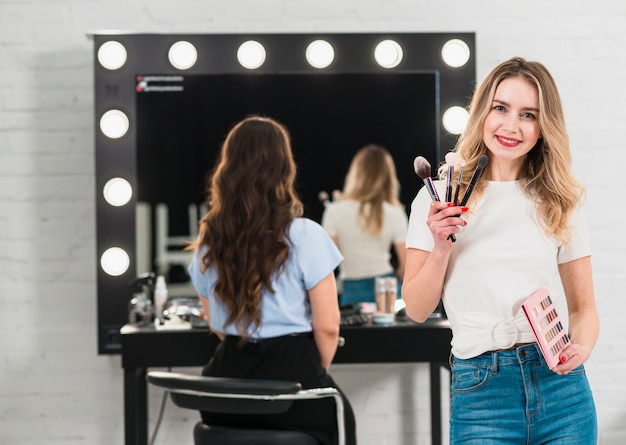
[92,32,475,354]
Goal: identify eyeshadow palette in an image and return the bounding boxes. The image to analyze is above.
[521,288,570,370]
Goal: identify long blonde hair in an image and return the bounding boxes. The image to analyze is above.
[342,144,403,236]
[447,57,585,244]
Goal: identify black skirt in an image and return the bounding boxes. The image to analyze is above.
[201,332,357,445]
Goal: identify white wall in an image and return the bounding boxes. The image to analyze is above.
[1,1,625,444]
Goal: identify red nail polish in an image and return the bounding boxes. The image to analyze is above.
[447,203,455,207]
[560,355,567,363]
[461,207,469,212]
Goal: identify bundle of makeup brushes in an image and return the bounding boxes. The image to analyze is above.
[413,152,488,242]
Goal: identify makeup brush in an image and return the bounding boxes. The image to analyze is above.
[413,156,441,202]
[444,152,459,203]
[414,155,455,242]
[459,155,489,206]
[318,191,331,207]
[453,162,464,206]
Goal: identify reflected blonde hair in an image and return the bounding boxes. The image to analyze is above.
[343,144,403,236]
[447,57,585,243]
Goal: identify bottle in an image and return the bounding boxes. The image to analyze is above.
[385,277,398,313]
[128,272,155,327]
[375,277,387,313]
[128,292,152,327]
[154,275,168,324]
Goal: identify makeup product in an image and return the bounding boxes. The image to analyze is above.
[154,275,168,325]
[413,156,455,242]
[453,163,464,206]
[521,287,571,370]
[459,155,488,206]
[413,156,441,201]
[128,272,156,327]
[444,152,458,203]
[318,190,331,207]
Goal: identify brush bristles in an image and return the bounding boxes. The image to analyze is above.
[445,151,459,166]
[478,154,488,168]
[413,156,432,180]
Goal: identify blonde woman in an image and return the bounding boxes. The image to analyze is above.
[322,144,408,306]
[403,57,598,443]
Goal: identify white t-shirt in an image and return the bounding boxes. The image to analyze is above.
[322,199,408,280]
[406,180,591,359]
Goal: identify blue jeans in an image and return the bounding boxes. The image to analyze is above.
[450,343,597,444]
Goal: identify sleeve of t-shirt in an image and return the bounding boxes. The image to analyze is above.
[557,202,592,264]
[405,186,435,252]
[188,247,210,298]
[292,218,343,290]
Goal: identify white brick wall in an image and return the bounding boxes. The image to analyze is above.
[1,1,625,443]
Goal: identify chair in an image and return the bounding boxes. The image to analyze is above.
[146,371,345,445]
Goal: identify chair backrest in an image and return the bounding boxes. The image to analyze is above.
[146,371,345,445]
[147,371,302,414]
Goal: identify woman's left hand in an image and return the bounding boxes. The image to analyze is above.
[552,343,592,375]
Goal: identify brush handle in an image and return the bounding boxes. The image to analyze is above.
[445,165,453,203]
[453,165,464,205]
[423,177,441,201]
[423,179,456,242]
[446,164,484,241]
[460,165,485,206]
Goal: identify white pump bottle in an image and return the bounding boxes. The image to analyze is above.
[154,275,168,324]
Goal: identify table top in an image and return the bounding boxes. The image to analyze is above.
[120,317,452,369]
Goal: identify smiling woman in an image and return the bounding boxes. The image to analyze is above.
[90,32,476,354]
[402,56,598,444]
[482,77,542,173]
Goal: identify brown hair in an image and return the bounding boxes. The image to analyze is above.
[189,115,303,337]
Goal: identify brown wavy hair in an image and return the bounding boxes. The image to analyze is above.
[342,144,403,236]
[441,57,585,244]
[189,116,303,337]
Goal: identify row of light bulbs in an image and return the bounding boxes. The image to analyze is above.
[98,37,471,71]
[98,36,472,277]
[100,102,469,144]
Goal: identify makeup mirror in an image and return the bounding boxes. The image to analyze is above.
[92,32,475,353]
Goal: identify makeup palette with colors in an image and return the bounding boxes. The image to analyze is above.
[521,287,571,370]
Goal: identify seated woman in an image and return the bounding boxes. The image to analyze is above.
[322,144,408,306]
[187,115,357,445]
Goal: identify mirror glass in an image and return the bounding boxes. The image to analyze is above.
[136,72,439,296]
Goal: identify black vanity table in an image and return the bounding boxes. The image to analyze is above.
[121,318,452,445]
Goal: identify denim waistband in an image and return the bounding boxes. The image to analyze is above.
[451,343,545,369]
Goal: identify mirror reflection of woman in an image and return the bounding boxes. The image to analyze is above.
[322,144,408,307]
[188,115,357,445]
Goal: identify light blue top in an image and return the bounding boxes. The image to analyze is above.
[188,218,343,339]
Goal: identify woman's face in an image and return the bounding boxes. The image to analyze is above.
[482,76,541,170]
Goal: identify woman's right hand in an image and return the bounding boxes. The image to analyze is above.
[426,202,469,247]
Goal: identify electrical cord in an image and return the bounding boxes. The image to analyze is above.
[149,367,171,445]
